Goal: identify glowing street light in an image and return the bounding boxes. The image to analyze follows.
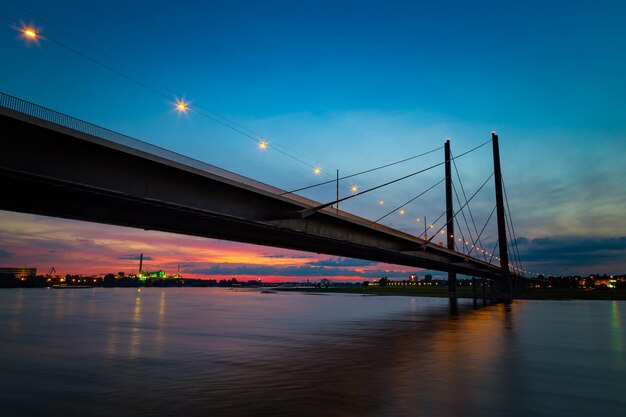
[258,140,268,150]
[399,209,405,215]
[379,200,384,205]
[23,27,38,39]
[18,25,42,45]
[176,101,188,112]
[313,166,321,175]
[351,185,358,194]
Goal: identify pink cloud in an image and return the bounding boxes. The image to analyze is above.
[0,211,421,281]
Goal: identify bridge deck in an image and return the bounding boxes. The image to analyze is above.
[0,93,503,279]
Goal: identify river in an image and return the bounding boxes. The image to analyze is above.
[0,288,624,417]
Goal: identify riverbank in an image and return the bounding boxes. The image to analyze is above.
[275,286,626,301]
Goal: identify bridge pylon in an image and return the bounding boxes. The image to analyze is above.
[445,139,457,298]
[492,132,512,299]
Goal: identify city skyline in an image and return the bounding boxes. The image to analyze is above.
[1,0,625,278]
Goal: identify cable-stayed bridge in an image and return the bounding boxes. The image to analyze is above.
[0,92,525,297]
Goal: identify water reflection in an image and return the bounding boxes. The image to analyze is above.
[611,301,623,357]
[130,293,142,359]
[155,291,166,357]
[0,289,624,417]
[106,320,119,359]
[9,288,24,339]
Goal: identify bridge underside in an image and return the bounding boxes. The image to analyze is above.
[0,109,502,280]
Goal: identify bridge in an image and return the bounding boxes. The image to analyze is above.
[0,92,523,297]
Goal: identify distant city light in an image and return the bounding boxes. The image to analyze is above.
[258,140,268,150]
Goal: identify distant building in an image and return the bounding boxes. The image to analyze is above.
[0,267,37,279]
[0,267,37,287]
[138,270,166,280]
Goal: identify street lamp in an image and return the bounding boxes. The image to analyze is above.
[176,101,188,112]
[23,27,38,39]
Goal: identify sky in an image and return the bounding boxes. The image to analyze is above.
[1,0,625,279]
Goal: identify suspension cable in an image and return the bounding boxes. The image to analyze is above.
[466,204,497,257]
[454,217,469,255]
[304,161,449,213]
[425,173,494,245]
[281,146,443,195]
[452,181,485,260]
[488,239,499,265]
[451,150,488,259]
[283,139,491,196]
[372,178,445,224]
[502,177,524,273]
[505,211,523,273]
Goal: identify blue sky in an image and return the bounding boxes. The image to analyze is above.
[1,0,625,277]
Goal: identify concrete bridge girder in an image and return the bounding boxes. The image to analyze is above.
[0,107,503,280]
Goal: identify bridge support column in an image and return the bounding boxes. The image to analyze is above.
[445,139,457,298]
[492,132,512,300]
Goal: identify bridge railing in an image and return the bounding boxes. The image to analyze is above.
[1,91,388,220]
[0,91,248,185]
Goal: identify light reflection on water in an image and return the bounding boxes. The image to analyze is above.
[0,288,625,417]
[610,301,623,357]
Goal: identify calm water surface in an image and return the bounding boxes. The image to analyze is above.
[0,288,624,417]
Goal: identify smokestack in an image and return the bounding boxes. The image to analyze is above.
[139,253,143,276]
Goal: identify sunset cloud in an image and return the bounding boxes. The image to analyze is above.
[307,257,377,267]
[510,236,626,275]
